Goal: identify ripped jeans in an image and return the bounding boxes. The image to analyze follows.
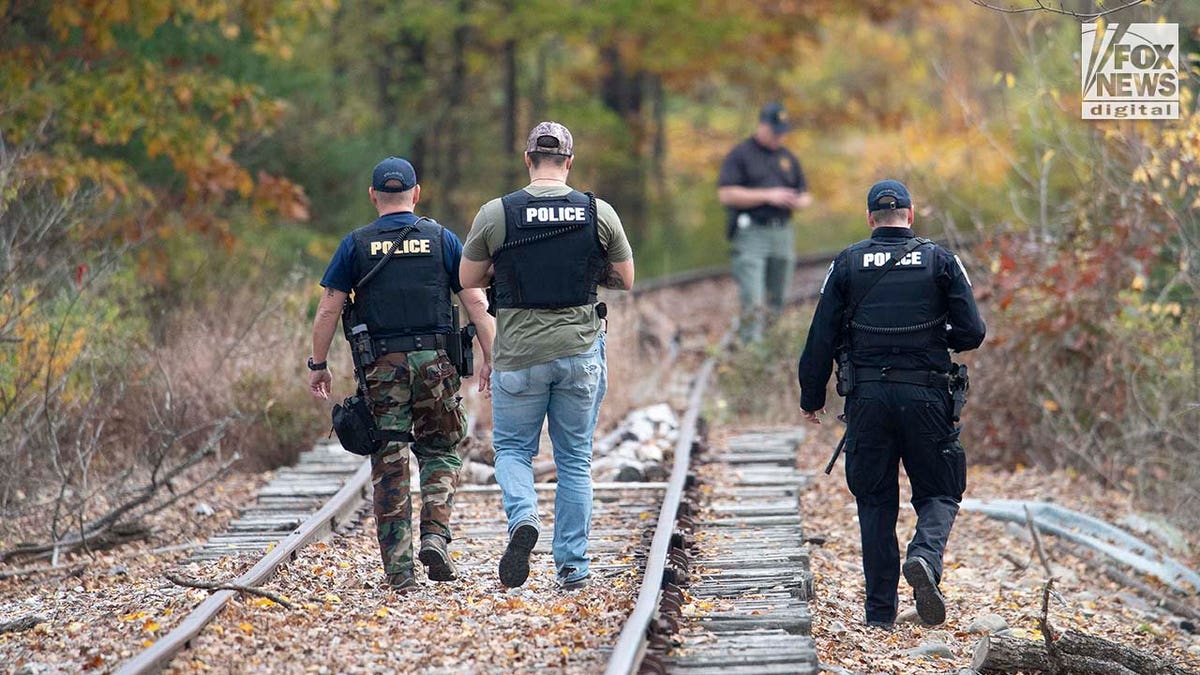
[491,333,607,583]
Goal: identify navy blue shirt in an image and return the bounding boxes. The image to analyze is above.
[321,212,464,294]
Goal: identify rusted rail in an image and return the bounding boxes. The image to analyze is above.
[604,330,733,675]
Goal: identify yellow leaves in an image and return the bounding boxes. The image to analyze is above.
[251,597,279,609]
[143,619,161,634]
[323,592,342,604]
[375,607,390,618]
[238,622,254,635]
[421,612,438,622]
[1130,275,1147,292]
[120,611,147,623]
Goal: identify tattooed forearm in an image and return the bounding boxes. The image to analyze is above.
[325,287,338,297]
[600,263,626,290]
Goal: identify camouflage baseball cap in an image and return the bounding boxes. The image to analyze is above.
[525,121,573,156]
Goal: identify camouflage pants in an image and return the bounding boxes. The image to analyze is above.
[365,349,466,576]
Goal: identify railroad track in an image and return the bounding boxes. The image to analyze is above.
[112,258,831,674]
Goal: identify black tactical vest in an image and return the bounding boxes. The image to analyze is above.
[845,237,949,361]
[350,217,453,338]
[493,189,606,309]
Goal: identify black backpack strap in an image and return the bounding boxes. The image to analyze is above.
[354,216,433,290]
[841,237,930,331]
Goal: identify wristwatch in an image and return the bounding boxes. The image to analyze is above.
[307,357,327,371]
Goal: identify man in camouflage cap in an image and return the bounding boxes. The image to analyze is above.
[309,157,496,591]
[460,122,634,590]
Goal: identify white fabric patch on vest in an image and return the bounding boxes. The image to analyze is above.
[954,254,972,287]
[819,261,835,294]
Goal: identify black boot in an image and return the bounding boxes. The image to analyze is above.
[387,570,418,592]
[418,534,458,582]
[903,557,946,625]
[498,523,538,588]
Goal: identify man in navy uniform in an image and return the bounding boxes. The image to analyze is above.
[797,180,985,627]
[308,157,495,591]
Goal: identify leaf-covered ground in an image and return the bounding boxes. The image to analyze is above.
[4,424,1200,674]
[791,423,1200,674]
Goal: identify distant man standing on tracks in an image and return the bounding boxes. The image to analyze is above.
[308,157,496,592]
[796,180,985,628]
[460,122,635,590]
[718,102,812,344]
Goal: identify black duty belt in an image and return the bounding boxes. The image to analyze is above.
[374,333,448,354]
[853,367,950,389]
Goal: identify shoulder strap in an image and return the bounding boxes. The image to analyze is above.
[354,216,432,290]
[841,237,930,330]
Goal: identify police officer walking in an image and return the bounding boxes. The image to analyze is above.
[309,157,496,591]
[459,122,634,590]
[718,102,813,344]
[797,180,985,627]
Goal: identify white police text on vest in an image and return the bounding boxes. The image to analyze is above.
[370,238,432,256]
[525,206,587,223]
[861,250,924,268]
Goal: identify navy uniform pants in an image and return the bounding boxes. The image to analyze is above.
[843,381,967,623]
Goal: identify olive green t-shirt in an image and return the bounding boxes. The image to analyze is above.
[463,183,633,371]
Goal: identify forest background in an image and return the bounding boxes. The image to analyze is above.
[3,0,1200,546]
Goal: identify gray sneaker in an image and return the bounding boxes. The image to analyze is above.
[902,557,946,625]
[559,567,590,590]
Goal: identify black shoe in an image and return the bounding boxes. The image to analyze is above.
[418,534,457,582]
[864,620,894,630]
[498,523,538,588]
[903,557,946,625]
[387,570,418,592]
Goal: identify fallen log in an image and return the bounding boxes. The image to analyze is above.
[972,629,1192,674]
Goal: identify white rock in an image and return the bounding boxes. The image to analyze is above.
[627,418,655,442]
[193,502,215,517]
[615,441,642,459]
[642,403,677,426]
[966,614,1008,634]
[903,642,954,659]
[828,620,849,635]
[636,443,664,463]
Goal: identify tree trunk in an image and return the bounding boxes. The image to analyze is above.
[503,34,519,189]
[972,630,1192,675]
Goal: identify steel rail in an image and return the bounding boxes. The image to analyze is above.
[603,329,733,675]
[117,460,372,674]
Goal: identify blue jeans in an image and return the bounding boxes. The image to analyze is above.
[491,332,607,583]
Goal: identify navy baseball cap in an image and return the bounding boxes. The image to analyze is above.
[371,157,417,192]
[867,179,913,210]
[759,102,792,134]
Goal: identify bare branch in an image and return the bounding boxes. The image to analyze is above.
[968,0,1148,20]
[1024,505,1055,577]
[163,572,295,609]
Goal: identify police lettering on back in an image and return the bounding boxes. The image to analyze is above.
[369,238,432,257]
[860,249,926,269]
[524,206,587,224]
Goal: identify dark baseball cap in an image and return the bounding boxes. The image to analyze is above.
[371,157,417,193]
[867,179,913,210]
[759,102,792,134]
[526,121,574,156]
